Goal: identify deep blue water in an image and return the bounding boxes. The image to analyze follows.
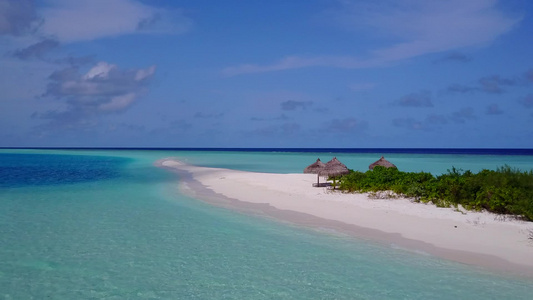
[0,153,131,188]
[8,147,533,155]
[1,149,532,299]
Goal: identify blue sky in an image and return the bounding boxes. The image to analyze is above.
[1,0,532,148]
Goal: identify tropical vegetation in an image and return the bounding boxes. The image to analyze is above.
[337,166,533,221]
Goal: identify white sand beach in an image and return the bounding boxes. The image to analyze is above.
[159,158,533,276]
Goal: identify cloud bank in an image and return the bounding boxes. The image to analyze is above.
[40,0,192,42]
[36,62,156,128]
[0,0,40,36]
[224,0,521,75]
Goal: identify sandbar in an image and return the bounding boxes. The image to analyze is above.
[158,158,533,277]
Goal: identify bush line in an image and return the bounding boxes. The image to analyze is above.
[337,165,533,221]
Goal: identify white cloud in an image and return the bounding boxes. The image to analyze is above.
[40,61,156,126]
[224,0,521,75]
[83,62,115,80]
[135,65,156,81]
[368,0,519,61]
[40,0,192,42]
[98,92,136,112]
[223,55,370,76]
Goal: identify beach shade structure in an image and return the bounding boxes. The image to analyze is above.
[303,158,326,186]
[319,157,350,189]
[369,156,397,170]
[319,157,350,177]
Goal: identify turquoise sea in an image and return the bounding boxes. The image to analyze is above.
[1,148,533,299]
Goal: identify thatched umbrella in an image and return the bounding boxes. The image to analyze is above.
[304,158,326,186]
[320,157,350,189]
[320,157,350,177]
[369,156,397,170]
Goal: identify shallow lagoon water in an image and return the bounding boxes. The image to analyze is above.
[1,149,532,299]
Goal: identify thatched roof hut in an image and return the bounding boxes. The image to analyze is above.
[320,157,350,177]
[369,156,397,170]
[304,158,327,187]
[303,158,326,174]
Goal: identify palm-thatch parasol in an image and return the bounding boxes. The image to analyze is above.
[369,156,397,170]
[320,157,350,177]
[320,157,350,189]
[303,158,326,186]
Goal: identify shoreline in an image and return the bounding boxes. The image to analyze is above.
[157,158,533,278]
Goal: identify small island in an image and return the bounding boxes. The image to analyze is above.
[160,158,533,276]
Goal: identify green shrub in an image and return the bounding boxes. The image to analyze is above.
[337,165,533,221]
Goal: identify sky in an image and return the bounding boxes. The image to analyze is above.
[1,0,533,148]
